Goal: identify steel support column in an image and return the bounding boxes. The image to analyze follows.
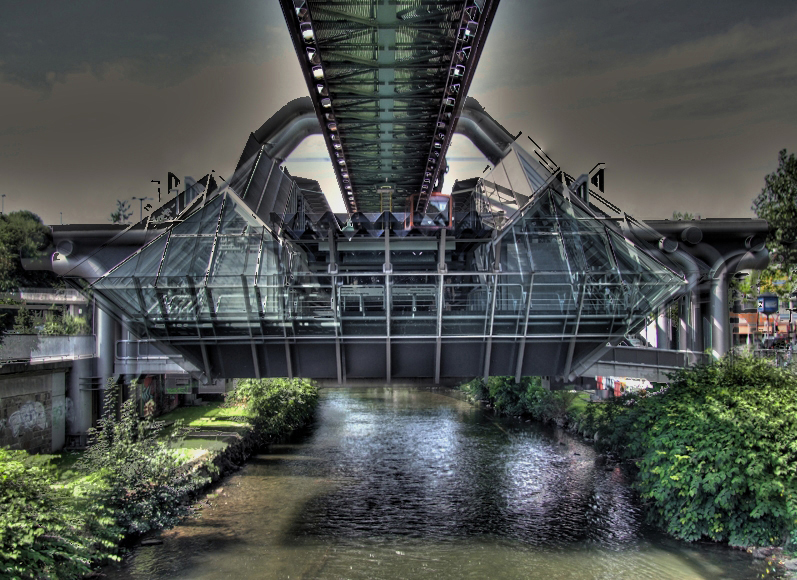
[514,273,534,384]
[434,229,447,384]
[563,279,587,378]
[483,239,502,383]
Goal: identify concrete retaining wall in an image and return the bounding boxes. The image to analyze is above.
[0,363,69,454]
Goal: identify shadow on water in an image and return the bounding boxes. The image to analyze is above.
[103,387,781,580]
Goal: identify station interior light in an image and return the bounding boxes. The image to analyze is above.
[462,21,478,38]
[300,22,314,42]
[312,65,324,80]
[452,64,465,77]
[327,122,337,131]
[317,84,328,96]
[294,0,308,19]
[321,98,332,108]
[456,46,472,62]
[306,47,320,64]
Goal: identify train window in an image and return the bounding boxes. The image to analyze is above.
[428,197,449,214]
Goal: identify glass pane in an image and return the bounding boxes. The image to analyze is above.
[442,275,489,336]
[175,194,224,235]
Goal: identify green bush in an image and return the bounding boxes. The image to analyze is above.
[459,376,582,425]
[594,356,797,547]
[226,377,319,440]
[75,380,212,536]
[40,314,90,336]
[0,449,118,579]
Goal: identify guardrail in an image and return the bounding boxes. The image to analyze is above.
[598,346,710,370]
[115,340,172,361]
[0,334,95,364]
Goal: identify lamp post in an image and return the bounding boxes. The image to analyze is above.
[1,194,5,214]
[131,196,153,223]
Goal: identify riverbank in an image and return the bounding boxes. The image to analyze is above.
[459,358,797,577]
[100,386,777,580]
[1,378,319,579]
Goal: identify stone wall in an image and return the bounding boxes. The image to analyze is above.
[0,363,68,454]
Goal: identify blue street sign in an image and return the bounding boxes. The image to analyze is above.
[758,295,779,314]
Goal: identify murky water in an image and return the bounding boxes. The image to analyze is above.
[105,388,775,579]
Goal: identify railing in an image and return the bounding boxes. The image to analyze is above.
[0,334,95,364]
[115,340,172,361]
[597,347,710,371]
[748,348,795,369]
[3,288,90,304]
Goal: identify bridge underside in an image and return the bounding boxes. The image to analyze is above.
[90,139,684,383]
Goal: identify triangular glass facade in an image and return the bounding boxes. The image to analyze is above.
[92,155,685,379]
[93,188,287,339]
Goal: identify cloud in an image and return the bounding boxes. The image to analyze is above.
[568,14,797,124]
[0,0,287,93]
[482,0,797,87]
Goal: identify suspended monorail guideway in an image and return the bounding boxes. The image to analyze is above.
[279,0,501,214]
[42,0,769,384]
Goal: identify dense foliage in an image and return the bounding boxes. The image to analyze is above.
[0,211,60,293]
[752,149,797,276]
[226,377,319,441]
[585,356,797,547]
[11,307,90,335]
[0,449,118,580]
[460,376,581,424]
[75,381,212,536]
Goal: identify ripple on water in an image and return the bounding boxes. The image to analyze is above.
[103,388,778,580]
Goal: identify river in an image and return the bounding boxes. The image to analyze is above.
[104,387,775,579]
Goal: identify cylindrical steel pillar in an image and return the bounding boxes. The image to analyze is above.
[656,305,669,349]
[96,305,118,414]
[710,268,730,359]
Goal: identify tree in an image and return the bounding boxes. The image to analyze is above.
[76,380,212,536]
[109,199,133,224]
[0,448,119,579]
[752,149,797,276]
[0,211,60,293]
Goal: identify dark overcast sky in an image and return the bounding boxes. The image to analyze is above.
[1,0,796,225]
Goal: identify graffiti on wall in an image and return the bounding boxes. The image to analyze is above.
[141,376,156,417]
[8,401,48,437]
[52,399,64,425]
[65,397,75,427]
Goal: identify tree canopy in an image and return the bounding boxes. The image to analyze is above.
[752,149,797,275]
[0,210,59,292]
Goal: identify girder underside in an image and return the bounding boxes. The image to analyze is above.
[281,0,499,213]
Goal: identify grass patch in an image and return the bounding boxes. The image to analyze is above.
[158,402,253,428]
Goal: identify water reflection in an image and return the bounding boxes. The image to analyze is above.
[104,388,776,580]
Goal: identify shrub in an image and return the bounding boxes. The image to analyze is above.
[0,449,118,579]
[598,355,797,547]
[40,314,90,336]
[226,378,319,440]
[75,380,212,536]
[459,376,582,425]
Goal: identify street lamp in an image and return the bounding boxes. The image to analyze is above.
[131,196,153,223]
[1,194,5,214]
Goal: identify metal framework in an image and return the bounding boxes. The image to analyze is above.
[90,141,686,383]
[280,0,500,214]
